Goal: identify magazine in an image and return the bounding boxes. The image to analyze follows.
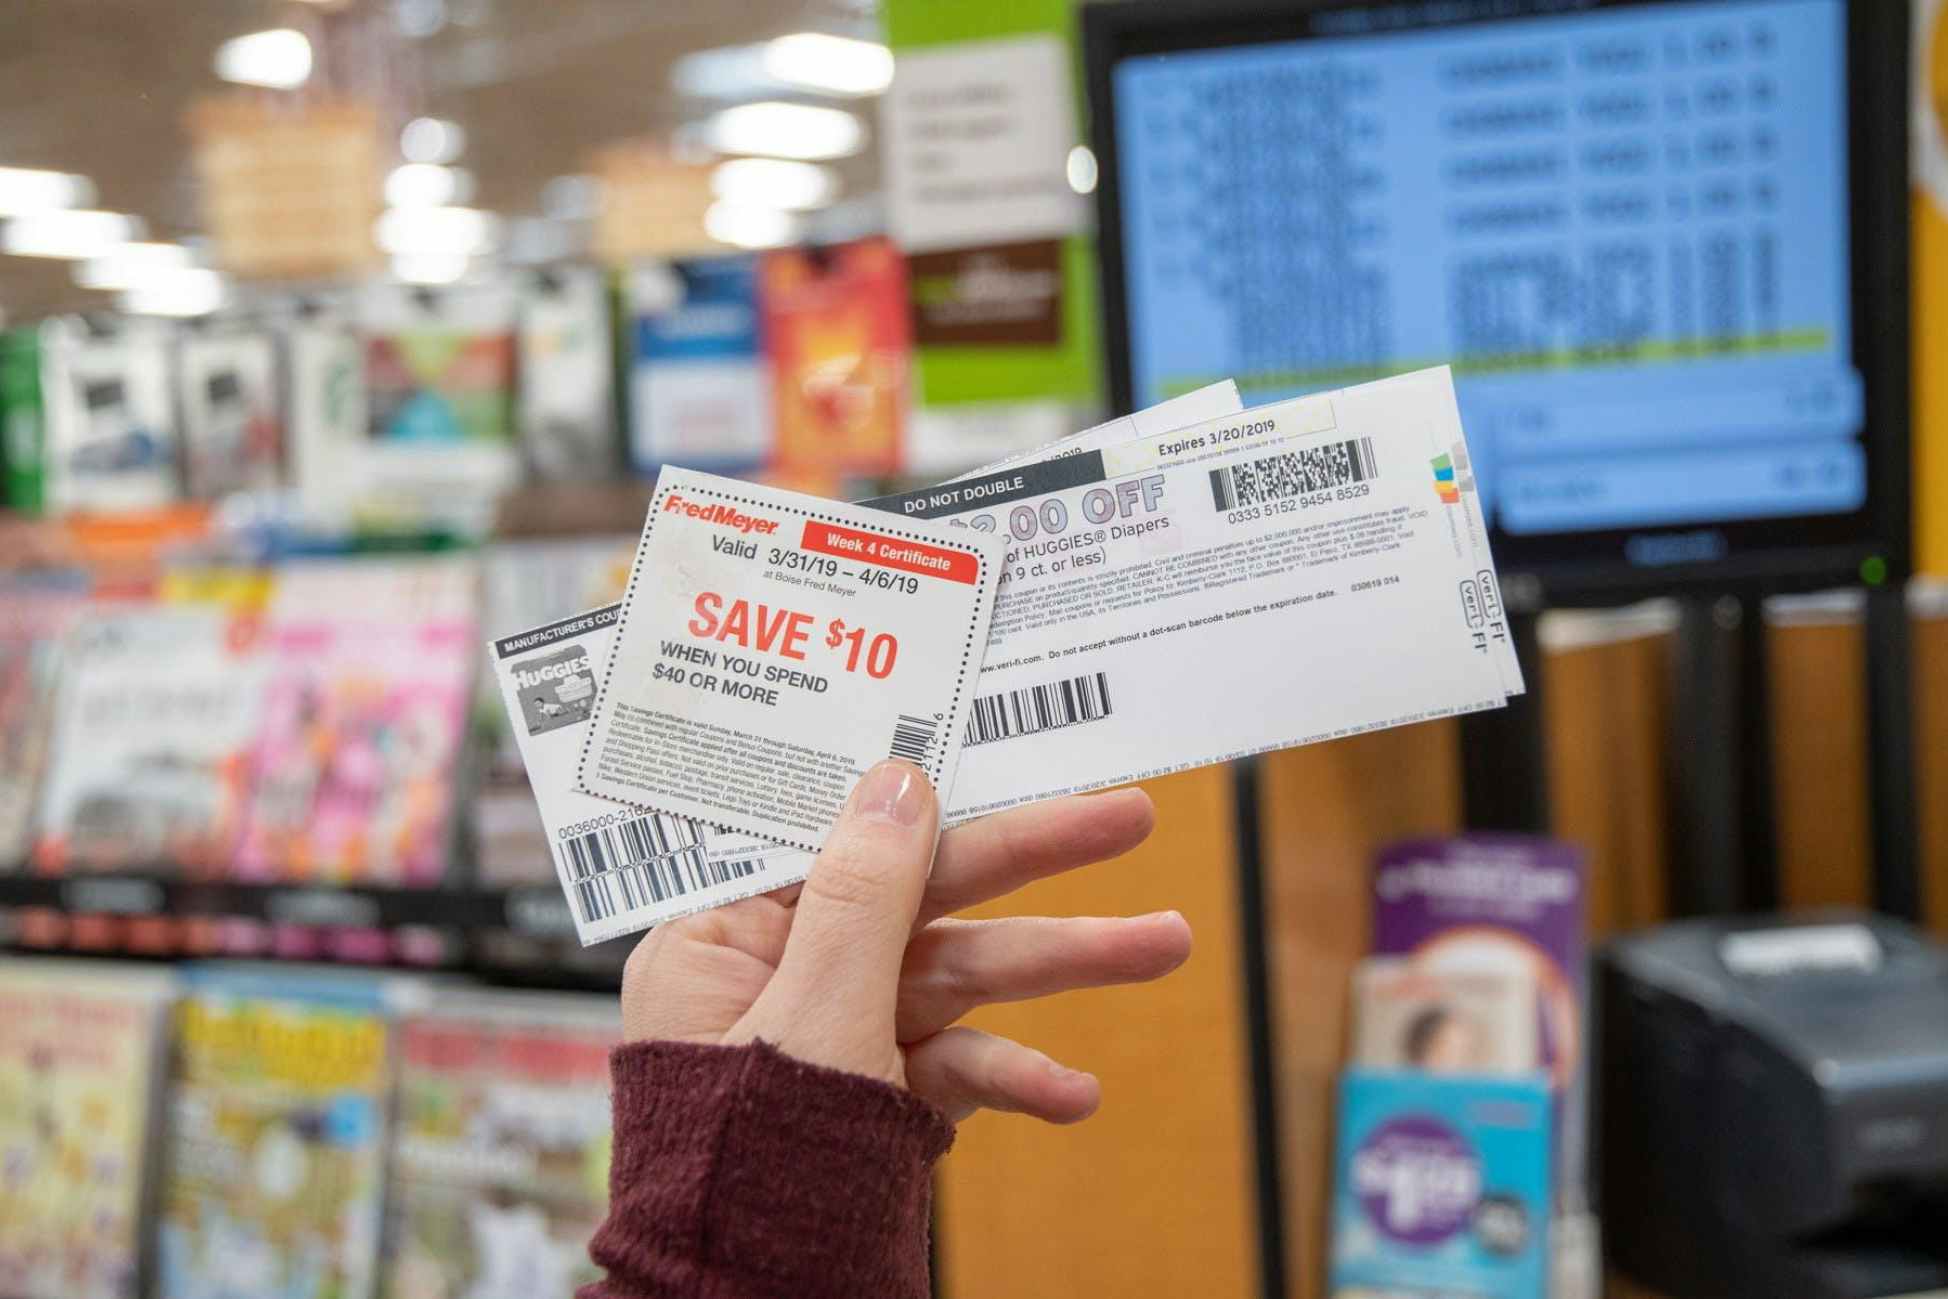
[0,959,175,1299]
[34,603,268,874]
[156,967,396,1299]
[0,574,88,868]
[236,558,478,886]
[387,991,620,1299]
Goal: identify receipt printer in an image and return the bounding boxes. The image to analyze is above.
[1597,912,1948,1299]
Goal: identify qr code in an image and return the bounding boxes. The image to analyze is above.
[1209,437,1379,510]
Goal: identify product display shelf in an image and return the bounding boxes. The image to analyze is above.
[0,862,632,990]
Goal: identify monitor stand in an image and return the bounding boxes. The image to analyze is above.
[1666,595,1778,914]
[1665,587,1920,920]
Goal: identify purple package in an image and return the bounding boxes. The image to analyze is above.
[1371,834,1587,1208]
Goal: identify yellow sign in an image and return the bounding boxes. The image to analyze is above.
[188,95,383,280]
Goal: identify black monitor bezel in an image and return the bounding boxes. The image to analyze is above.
[1083,0,1911,603]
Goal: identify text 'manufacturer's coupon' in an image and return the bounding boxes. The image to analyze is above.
[578,468,1005,852]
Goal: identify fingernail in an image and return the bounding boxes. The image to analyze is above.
[1139,909,1183,925]
[849,760,929,826]
[1044,1057,1091,1083]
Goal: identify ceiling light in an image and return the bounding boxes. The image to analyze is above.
[710,158,838,211]
[400,117,466,165]
[384,163,474,208]
[504,217,579,265]
[214,29,313,90]
[762,33,893,97]
[391,251,470,285]
[2,210,144,259]
[704,200,800,250]
[0,167,97,217]
[705,102,864,161]
[373,205,498,255]
[1066,145,1099,195]
[671,45,769,101]
[118,268,227,317]
[74,242,193,291]
[540,174,600,221]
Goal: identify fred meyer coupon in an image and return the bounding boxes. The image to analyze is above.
[577,468,1005,853]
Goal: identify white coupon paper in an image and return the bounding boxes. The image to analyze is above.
[859,366,1520,823]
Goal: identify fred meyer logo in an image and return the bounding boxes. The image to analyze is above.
[663,492,779,536]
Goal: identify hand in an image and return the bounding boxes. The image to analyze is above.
[621,760,1190,1124]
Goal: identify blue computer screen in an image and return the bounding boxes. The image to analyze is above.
[1112,0,1861,538]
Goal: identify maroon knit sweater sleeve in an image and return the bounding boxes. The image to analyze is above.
[579,1039,956,1299]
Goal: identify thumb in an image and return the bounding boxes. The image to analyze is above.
[737,761,938,1073]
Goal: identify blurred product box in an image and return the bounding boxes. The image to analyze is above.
[1,323,47,512]
[1372,836,1587,1208]
[40,316,181,515]
[760,237,910,476]
[516,265,619,481]
[1330,1069,1552,1299]
[176,327,283,500]
[627,256,771,474]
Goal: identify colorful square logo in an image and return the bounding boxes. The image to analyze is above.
[1432,454,1461,504]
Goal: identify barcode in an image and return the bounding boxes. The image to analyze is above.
[562,812,702,882]
[569,848,762,924]
[888,713,939,764]
[964,672,1112,747]
[1209,437,1379,510]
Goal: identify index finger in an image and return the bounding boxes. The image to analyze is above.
[918,787,1155,927]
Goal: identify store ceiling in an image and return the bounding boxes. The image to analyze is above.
[0,0,883,322]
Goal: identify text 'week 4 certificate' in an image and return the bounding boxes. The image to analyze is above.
[576,468,1006,854]
[859,365,1521,824]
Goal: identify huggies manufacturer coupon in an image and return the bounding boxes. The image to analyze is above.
[577,468,1006,853]
[490,604,810,944]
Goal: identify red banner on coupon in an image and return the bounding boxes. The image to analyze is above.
[800,521,981,585]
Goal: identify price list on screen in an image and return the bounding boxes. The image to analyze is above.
[1114,0,1864,536]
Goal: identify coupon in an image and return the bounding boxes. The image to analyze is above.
[489,604,810,944]
[576,468,1007,853]
[859,365,1520,823]
[950,379,1242,481]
